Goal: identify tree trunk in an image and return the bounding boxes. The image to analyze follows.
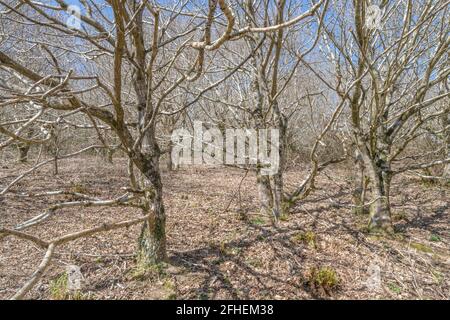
[444,162,450,179]
[351,148,369,214]
[130,13,168,264]
[51,131,59,176]
[442,110,450,179]
[17,129,35,163]
[53,156,58,175]
[166,142,174,171]
[272,174,282,221]
[136,129,168,265]
[138,179,167,265]
[271,113,286,222]
[107,149,114,164]
[257,170,273,216]
[17,143,30,163]
[366,158,393,232]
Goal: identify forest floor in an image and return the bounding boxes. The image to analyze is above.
[0,157,448,300]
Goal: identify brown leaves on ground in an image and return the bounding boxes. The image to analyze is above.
[0,158,448,299]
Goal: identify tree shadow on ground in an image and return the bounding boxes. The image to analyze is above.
[394,202,449,235]
[168,222,320,299]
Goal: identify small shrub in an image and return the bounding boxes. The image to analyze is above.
[199,292,209,300]
[49,273,68,300]
[166,293,177,300]
[291,231,317,248]
[49,273,87,300]
[307,266,339,295]
[429,234,441,242]
[130,260,167,281]
[250,217,265,226]
[387,282,401,294]
[163,279,177,300]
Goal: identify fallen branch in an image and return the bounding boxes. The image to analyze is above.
[1,214,151,300]
[0,228,49,248]
[13,190,100,200]
[10,244,55,300]
[52,214,149,246]
[14,193,138,231]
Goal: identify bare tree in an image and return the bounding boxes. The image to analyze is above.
[0,0,338,299]
[320,0,449,231]
[193,0,330,222]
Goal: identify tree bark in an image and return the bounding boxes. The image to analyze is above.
[271,105,286,221]
[107,149,114,164]
[136,141,168,264]
[442,110,450,179]
[135,113,168,264]
[166,142,174,171]
[17,143,30,163]
[257,170,273,216]
[351,147,368,214]
[129,8,168,264]
[138,180,167,264]
[366,157,393,232]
